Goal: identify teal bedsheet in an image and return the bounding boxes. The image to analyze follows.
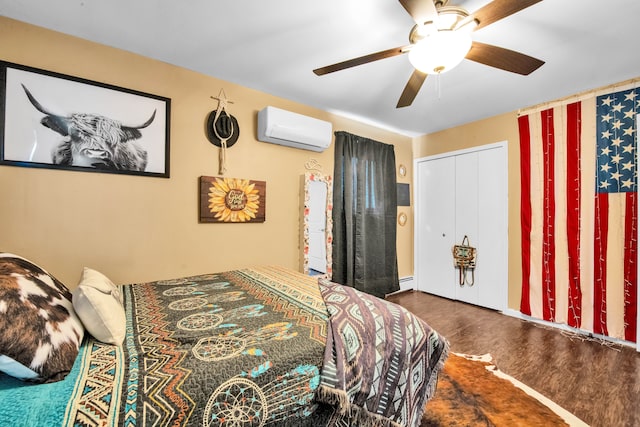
[0,338,96,426]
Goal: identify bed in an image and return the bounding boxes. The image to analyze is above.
[0,253,449,427]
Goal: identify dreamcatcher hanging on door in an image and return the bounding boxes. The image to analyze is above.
[452,235,476,286]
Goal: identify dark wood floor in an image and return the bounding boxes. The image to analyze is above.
[387,291,640,427]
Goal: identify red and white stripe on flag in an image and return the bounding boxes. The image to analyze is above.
[518,97,637,342]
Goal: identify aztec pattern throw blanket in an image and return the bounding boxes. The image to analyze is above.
[315,279,450,427]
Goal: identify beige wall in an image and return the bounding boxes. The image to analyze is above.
[393,135,414,280]
[413,112,522,309]
[0,17,413,287]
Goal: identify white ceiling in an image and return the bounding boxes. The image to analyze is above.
[2,0,640,136]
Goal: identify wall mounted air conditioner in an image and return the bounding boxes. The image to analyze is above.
[257,106,332,152]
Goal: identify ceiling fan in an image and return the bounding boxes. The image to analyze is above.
[313,0,545,108]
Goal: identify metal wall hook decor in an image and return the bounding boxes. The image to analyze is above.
[206,89,240,174]
[304,158,323,173]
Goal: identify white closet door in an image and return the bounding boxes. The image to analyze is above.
[415,142,508,311]
[454,152,479,305]
[415,155,456,299]
[477,147,508,310]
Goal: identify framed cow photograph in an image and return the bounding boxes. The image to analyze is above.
[0,61,171,177]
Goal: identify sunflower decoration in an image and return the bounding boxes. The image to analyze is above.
[207,177,260,222]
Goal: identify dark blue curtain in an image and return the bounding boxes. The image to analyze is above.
[331,131,399,298]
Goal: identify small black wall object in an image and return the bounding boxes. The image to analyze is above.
[397,183,410,206]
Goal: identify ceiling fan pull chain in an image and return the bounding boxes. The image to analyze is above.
[436,73,442,99]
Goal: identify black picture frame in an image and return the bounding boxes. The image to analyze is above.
[0,61,171,177]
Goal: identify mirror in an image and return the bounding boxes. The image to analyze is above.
[301,172,333,278]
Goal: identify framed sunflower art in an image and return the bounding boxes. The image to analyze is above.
[199,176,266,223]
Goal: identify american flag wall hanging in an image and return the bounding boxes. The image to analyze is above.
[518,87,638,342]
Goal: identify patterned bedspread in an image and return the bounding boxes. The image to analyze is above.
[0,267,448,427]
[0,267,332,426]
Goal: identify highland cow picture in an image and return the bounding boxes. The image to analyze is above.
[0,61,170,177]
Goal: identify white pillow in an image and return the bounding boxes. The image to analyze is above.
[72,267,126,345]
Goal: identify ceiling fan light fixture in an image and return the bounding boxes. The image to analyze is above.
[436,7,466,30]
[408,30,472,74]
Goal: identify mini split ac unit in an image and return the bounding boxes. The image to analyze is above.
[257,106,332,152]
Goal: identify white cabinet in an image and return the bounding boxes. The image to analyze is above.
[414,142,507,311]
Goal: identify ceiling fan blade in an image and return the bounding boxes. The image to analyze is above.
[397,70,427,108]
[466,0,543,31]
[466,41,544,75]
[313,45,409,76]
[398,0,438,25]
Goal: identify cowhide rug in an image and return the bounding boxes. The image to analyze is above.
[421,353,589,427]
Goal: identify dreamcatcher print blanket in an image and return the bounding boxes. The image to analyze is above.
[0,266,333,426]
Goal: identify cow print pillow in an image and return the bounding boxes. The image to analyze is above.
[0,253,84,383]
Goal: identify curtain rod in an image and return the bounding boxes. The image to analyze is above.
[517,76,640,116]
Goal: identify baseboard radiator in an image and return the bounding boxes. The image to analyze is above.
[399,276,414,291]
